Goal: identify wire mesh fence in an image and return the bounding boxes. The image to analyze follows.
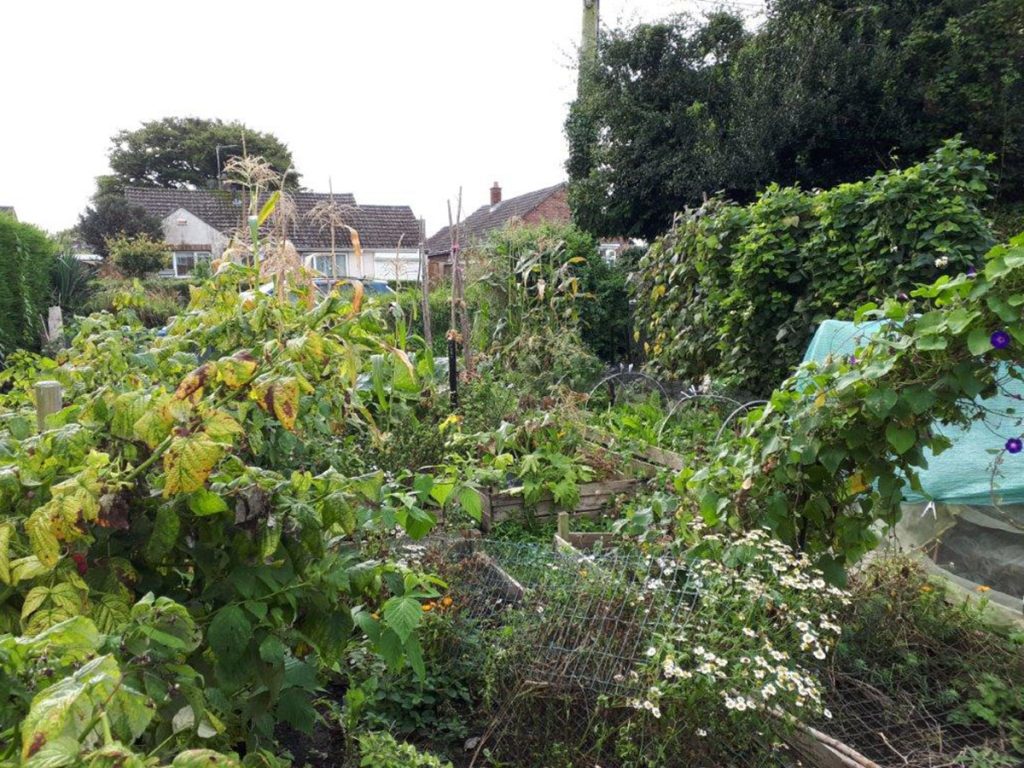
[809,554,1024,768]
[410,537,1024,768]
[420,536,805,767]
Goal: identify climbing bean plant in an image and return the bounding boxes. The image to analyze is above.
[684,231,1024,580]
[635,139,996,394]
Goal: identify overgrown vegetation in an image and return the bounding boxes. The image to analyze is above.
[635,139,996,393]
[568,0,1024,239]
[0,213,58,356]
[106,233,171,278]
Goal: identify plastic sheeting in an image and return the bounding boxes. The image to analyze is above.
[802,319,1024,506]
[803,320,1024,613]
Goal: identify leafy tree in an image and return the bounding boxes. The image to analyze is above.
[568,0,1024,240]
[102,117,300,192]
[77,194,163,256]
[0,213,57,354]
[106,232,170,278]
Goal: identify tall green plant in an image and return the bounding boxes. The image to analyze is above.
[636,139,996,393]
[0,214,57,356]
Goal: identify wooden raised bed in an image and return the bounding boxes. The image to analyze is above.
[582,425,686,476]
[480,478,638,530]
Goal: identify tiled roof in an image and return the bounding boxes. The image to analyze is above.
[125,188,417,251]
[425,183,566,257]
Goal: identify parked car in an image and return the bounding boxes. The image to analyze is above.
[312,277,395,298]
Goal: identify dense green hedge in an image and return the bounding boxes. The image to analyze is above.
[634,139,997,394]
[0,214,57,355]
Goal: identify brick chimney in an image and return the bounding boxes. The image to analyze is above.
[490,182,502,206]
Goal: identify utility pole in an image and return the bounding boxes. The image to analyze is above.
[580,0,599,91]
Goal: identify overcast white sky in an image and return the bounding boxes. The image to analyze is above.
[0,0,763,238]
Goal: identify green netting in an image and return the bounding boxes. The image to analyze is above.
[801,319,1024,506]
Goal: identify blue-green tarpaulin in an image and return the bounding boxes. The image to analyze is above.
[801,319,1024,506]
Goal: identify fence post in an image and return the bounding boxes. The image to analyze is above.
[557,511,570,542]
[46,306,65,349]
[35,380,63,432]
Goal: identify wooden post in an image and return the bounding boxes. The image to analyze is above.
[418,218,433,351]
[46,306,65,349]
[35,381,63,432]
[557,511,570,542]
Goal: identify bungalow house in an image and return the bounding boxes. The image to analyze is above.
[124,187,423,281]
[425,182,625,281]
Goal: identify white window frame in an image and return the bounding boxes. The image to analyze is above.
[172,251,211,278]
[599,243,621,264]
[310,252,351,278]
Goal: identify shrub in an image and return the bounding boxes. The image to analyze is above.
[49,251,95,318]
[83,278,188,328]
[106,232,171,278]
[0,213,57,355]
[635,139,996,393]
[357,732,453,768]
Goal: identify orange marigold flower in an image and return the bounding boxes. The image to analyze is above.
[422,602,434,612]
[976,585,992,593]
[441,596,453,608]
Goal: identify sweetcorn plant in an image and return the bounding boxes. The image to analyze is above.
[616,522,848,766]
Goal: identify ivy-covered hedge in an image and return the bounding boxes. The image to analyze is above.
[634,139,996,394]
[0,214,57,355]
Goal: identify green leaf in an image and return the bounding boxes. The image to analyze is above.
[172,751,242,768]
[865,388,898,419]
[188,489,229,517]
[276,688,316,733]
[145,506,180,564]
[405,635,426,681]
[456,486,482,521]
[381,596,421,644]
[259,636,286,666]
[429,480,455,507]
[256,191,281,226]
[208,606,252,660]
[967,327,992,356]
[885,424,916,456]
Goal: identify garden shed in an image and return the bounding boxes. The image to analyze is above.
[803,319,1024,616]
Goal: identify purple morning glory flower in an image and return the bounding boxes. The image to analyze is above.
[1007,437,1023,455]
[967,267,977,278]
[847,355,858,365]
[991,330,1011,350]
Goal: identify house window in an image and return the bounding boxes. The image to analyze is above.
[311,252,349,277]
[599,243,621,264]
[172,251,211,277]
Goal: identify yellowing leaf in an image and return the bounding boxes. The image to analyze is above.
[0,523,11,585]
[252,378,300,431]
[203,410,243,445]
[848,472,869,494]
[110,392,150,441]
[133,399,174,449]
[174,364,212,403]
[217,351,258,389]
[10,556,49,584]
[163,433,223,497]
